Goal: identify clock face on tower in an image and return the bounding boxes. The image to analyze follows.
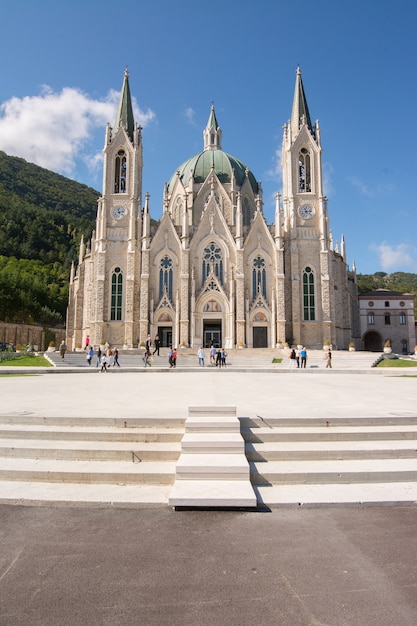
[112,206,126,220]
[299,204,314,219]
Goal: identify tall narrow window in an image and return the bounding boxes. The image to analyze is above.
[368,312,375,325]
[303,266,315,320]
[111,267,123,321]
[252,256,266,299]
[114,150,127,193]
[385,314,391,325]
[400,313,406,325]
[242,197,251,227]
[159,256,173,301]
[202,242,223,284]
[298,148,311,193]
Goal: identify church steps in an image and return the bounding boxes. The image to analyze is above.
[0,458,176,485]
[250,459,417,485]
[0,424,184,442]
[242,426,417,442]
[0,439,181,462]
[246,441,417,461]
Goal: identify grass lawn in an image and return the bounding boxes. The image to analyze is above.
[0,354,52,367]
[376,358,417,368]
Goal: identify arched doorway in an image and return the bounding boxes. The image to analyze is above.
[363,331,382,352]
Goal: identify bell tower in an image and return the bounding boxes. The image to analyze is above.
[91,69,143,348]
[282,67,334,347]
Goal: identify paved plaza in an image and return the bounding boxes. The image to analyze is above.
[0,363,416,624]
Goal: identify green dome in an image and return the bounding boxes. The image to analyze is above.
[168,149,258,195]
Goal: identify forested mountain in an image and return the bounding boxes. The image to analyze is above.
[0,151,99,324]
[0,151,416,325]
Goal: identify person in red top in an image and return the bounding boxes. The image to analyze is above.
[85,335,90,350]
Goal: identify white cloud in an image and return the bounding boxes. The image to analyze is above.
[184,107,196,125]
[348,176,394,197]
[370,242,417,272]
[0,86,155,178]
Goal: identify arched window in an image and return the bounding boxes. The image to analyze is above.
[202,242,223,284]
[114,150,127,193]
[298,148,311,193]
[159,256,173,301]
[242,197,251,227]
[173,198,182,226]
[111,267,123,321]
[252,256,266,299]
[303,266,315,321]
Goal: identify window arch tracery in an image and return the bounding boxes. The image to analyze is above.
[303,266,315,320]
[159,256,173,301]
[111,267,123,320]
[252,256,266,299]
[298,148,311,193]
[114,150,127,193]
[202,242,223,285]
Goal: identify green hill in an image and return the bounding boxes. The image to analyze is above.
[0,151,99,325]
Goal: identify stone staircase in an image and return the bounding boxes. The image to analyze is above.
[0,412,416,507]
[45,348,378,371]
[241,416,417,506]
[169,407,257,508]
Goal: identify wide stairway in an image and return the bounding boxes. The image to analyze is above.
[0,411,416,507]
[45,348,377,371]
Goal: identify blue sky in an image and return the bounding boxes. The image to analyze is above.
[1,0,416,274]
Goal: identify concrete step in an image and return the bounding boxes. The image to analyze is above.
[255,482,417,506]
[242,425,417,442]
[0,439,181,461]
[185,417,240,433]
[250,458,417,485]
[0,458,176,484]
[0,424,184,442]
[181,432,244,454]
[169,479,257,508]
[246,440,417,461]
[175,453,250,481]
[0,480,171,506]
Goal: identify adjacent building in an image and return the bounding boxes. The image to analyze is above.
[359,289,416,353]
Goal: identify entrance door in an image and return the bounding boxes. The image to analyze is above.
[203,321,221,348]
[253,327,267,348]
[363,331,382,352]
[158,327,172,348]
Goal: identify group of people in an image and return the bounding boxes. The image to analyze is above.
[143,334,162,367]
[208,345,227,367]
[288,346,308,368]
[288,346,333,368]
[97,343,120,372]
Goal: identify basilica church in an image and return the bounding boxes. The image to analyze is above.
[66,68,360,351]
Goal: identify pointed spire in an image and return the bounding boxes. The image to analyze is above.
[203,104,222,150]
[291,67,314,136]
[114,68,135,140]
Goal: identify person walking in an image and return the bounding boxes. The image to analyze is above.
[86,346,94,366]
[59,340,66,360]
[145,335,152,354]
[100,352,108,373]
[210,345,217,365]
[153,334,160,356]
[168,346,174,368]
[221,348,227,367]
[215,348,222,368]
[172,347,177,368]
[113,347,120,367]
[289,348,297,369]
[144,350,152,367]
[197,347,205,366]
[325,348,332,368]
[96,346,102,367]
[295,347,301,368]
[300,346,307,368]
[84,335,90,350]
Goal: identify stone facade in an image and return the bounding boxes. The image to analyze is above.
[359,289,416,354]
[66,68,360,351]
